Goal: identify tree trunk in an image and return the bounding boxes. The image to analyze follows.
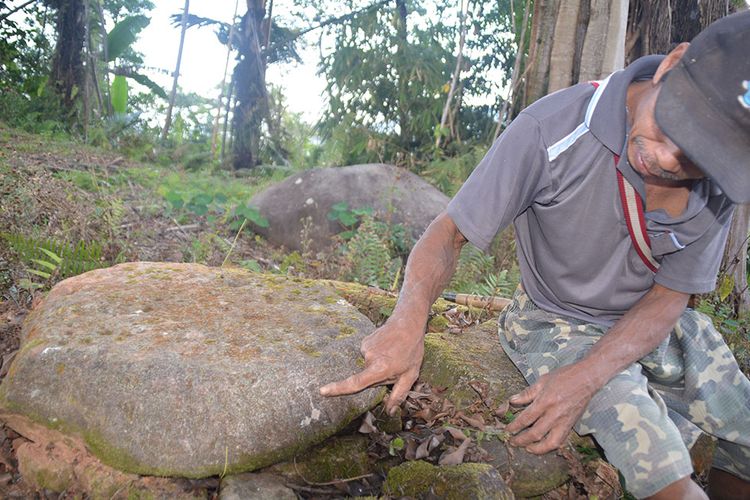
[232,0,268,170]
[723,205,750,318]
[625,0,733,63]
[495,0,531,137]
[221,77,236,162]
[524,0,627,107]
[49,0,86,123]
[162,0,190,142]
[523,0,560,106]
[395,0,409,149]
[547,0,580,92]
[95,0,112,116]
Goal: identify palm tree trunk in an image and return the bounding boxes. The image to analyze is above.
[212,0,240,158]
[49,0,86,123]
[436,0,467,150]
[161,0,190,142]
[231,0,268,169]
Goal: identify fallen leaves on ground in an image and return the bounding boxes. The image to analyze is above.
[358,380,511,469]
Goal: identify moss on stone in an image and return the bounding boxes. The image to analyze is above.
[384,461,513,500]
[270,435,373,483]
[9,389,389,480]
[420,328,526,410]
[321,279,477,326]
[421,334,474,389]
[427,314,449,332]
[336,325,356,339]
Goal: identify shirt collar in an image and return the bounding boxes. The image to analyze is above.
[588,56,664,197]
[588,55,664,155]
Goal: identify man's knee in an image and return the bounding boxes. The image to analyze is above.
[645,475,706,500]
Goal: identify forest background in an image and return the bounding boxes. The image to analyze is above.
[0,0,749,376]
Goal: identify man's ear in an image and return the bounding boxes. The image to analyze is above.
[654,42,690,83]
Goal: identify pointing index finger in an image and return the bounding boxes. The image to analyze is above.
[319,365,388,397]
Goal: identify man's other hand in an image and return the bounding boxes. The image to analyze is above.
[505,363,598,454]
[319,318,424,416]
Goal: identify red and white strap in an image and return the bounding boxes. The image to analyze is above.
[615,157,659,273]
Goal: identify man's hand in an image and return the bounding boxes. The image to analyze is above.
[319,317,424,415]
[505,284,690,454]
[505,363,598,454]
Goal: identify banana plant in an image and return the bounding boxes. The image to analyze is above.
[106,14,166,115]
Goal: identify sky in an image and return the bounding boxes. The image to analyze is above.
[134,0,327,122]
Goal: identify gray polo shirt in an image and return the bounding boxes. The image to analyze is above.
[447,56,735,326]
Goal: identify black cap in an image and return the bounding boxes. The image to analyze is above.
[655,10,750,204]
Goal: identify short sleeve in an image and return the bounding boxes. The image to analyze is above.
[447,112,551,251]
[654,203,735,294]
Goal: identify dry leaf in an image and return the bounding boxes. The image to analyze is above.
[358,411,377,434]
[468,380,489,400]
[0,351,17,378]
[407,390,432,400]
[428,434,444,451]
[438,437,471,465]
[443,426,468,442]
[414,408,436,422]
[440,399,455,413]
[459,413,486,430]
[415,437,431,460]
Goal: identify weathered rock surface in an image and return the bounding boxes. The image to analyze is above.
[420,322,571,497]
[220,472,296,500]
[249,164,449,251]
[0,262,384,478]
[384,461,514,499]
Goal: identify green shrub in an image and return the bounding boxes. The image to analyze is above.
[343,215,402,290]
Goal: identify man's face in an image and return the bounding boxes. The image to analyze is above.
[627,84,705,183]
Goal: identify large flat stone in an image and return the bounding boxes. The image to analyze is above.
[0,262,383,477]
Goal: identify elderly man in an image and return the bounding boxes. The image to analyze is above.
[321,11,750,499]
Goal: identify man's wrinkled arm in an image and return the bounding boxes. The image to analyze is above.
[319,212,467,413]
[506,283,689,453]
[577,283,689,388]
[390,212,469,331]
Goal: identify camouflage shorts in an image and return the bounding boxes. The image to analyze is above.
[497,288,750,498]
